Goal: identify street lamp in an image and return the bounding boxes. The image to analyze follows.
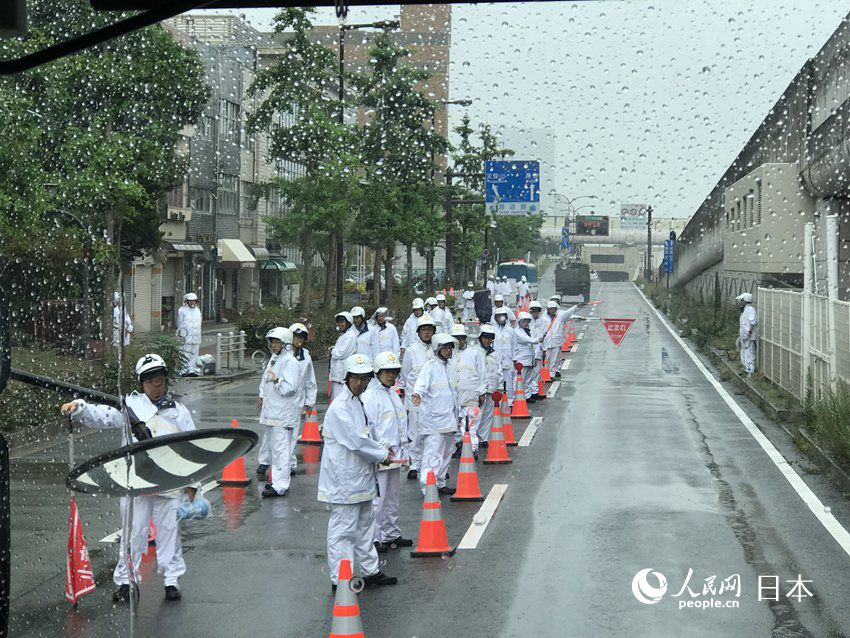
[335,18,401,304]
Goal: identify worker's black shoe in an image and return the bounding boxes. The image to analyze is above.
[535,394,547,401]
[374,541,389,554]
[256,464,268,479]
[451,444,462,459]
[363,571,398,588]
[112,584,130,603]
[479,441,489,449]
[437,486,456,496]
[554,371,562,378]
[290,469,296,476]
[164,585,181,602]
[406,469,418,480]
[261,485,286,498]
[527,396,537,404]
[331,583,337,593]
[473,451,479,460]
[384,536,414,548]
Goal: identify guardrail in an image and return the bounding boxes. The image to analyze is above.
[215,331,246,372]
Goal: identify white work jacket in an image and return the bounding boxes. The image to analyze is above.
[455,345,486,406]
[292,346,318,409]
[258,350,301,427]
[372,322,400,357]
[493,322,515,369]
[512,326,538,366]
[176,305,202,345]
[400,339,433,398]
[739,304,758,341]
[414,357,459,435]
[329,327,358,383]
[362,379,408,471]
[542,306,579,350]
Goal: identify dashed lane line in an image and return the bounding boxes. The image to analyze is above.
[457,484,509,550]
[560,360,571,373]
[546,381,561,398]
[517,417,542,447]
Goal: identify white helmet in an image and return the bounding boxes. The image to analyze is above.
[351,306,366,318]
[373,351,402,372]
[345,353,373,375]
[335,311,354,325]
[425,296,438,307]
[373,306,388,317]
[735,292,753,303]
[435,293,446,302]
[412,298,425,310]
[467,281,474,287]
[184,292,198,302]
[450,324,468,338]
[517,311,533,322]
[479,325,496,338]
[494,294,504,302]
[135,353,167,381]
[289,323,309,338]
[501,275,508,281]
[494,307,509,316]
[547,300,560,309]
[433,333,456,349]
[417,314,437,329]
[529,301,543,311]
[112,291,121,305]
[550,294,561,303]
[266,326,293,344]
[521,275,527,282]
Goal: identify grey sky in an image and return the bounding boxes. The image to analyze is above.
[207,1,850,219]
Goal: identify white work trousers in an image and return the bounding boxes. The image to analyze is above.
[420,432,456,495]
[373,468,402,543]
[290,412,303,471]
[258,426,270,465]
[180,342,200,375]
[327,502,379,584]
[478,396,494,443]
[268,425,293,494]
[528,360,542,397]
[456,405,482,451]
[407,407,424,472]
[740,338,757,374]
[113,495,185,588]
[502,366,516,406]
[546,346,563,375]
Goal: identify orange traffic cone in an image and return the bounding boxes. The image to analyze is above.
[540,359,551,383]
[451,431,484,502]
[327,379,332,399]
[511,373,531,419]
[500,394,518,445]
[301,444,321,471]
[328,559,365,638]
[222,486,246,532]
[218,419,252,486]
[484,398,512,464]
[298,408,323,445]
[411,471,455,557]
[147,519,157,545]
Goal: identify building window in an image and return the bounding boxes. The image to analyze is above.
[189,186,215,215]
[220,100,240,144]
[198,114,216,140]
[167,183,186,208]
[240,181,255,218]
[219,173,238,215]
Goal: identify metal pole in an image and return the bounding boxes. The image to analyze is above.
[445,169,454,287]
[646,205,653,281]
[803,221,814,397]
[335,26,346,305]
[826,214,839,391]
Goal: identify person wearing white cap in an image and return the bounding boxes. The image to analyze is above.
[451,324,486,457]
[287,323,317,473]
[486,275,497,299]
[350,306,372,356]
[112,292,134,347]
[735,292,758,374]
[492,306,517,407]
[542,300,581,377]
[425,296,438,313]
[399,315,436,479]
[400,298,425,356]
[370,307,399,357]
[413,332,460,495]
[329,311,358,400]
[513,312,542,402]
[491,294,516,328]
[362,352,412,552]
[550,294,562,306]
[517,275,530,307]
[318,353,397,590]
[258,327,301,498]
[477,325,501,445]
[176,292,202,376]
[461,282,476,322]
[528,301,548,400]
[498,275,512,298]
[431,293,455,334]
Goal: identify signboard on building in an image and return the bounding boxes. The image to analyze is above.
[619,204,648,230]
[484,160,540,215]
[575,215,609,236]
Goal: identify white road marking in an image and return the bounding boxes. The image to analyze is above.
[577,332,585,340]
[561,360,571,372]
[633,283,850,559]
[571,345,579,353]
[518,417,542,447]
[99,479,220,543]
[546,381,561,398]
[457,484,508,550]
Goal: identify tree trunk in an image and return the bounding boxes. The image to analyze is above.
[406,243,413,291]
[323,238,333,307]
[372,245,382,306]
[461,226,468,285]
[384,243,394,306]
[102,207,118,361]
[425,248,434,296]
[300,229,313,312]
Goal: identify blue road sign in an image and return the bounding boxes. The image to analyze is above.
[560,226,570,250]
[663,239,675,273]
[485,160,540,215]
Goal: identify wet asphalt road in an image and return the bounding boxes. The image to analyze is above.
[8,273,850,637]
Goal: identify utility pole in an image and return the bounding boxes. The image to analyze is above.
[645,205,653,281]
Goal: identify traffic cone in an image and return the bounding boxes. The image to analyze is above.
[500,394,518,445]
[411,471,455,557]
[147,519,157,545]
[65,496,96,604]
[327,379,332,399]
[484,400,511,465]
[298,408,323,445]
[222,486,246,531]
[328,559,365,638]
[568,322,576,347]
[451,431,484,502]
[301,444,321,471]
[511,373,531,419]
[540,359,552,383]
[218,419,252,486]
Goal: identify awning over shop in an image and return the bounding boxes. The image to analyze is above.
[249,245,269,260]
[164,241,204,253]
[260,259,297,272]
[217,239,256,269]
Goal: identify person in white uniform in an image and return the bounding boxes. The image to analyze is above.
[425,296,438,315]
[258,327,301,498]
[60,354,202,603]
[371,307,400,357]
[493,307,516,407]
[736,292,758,374]
[318,353,397,590]
[351,306,372,356]
[413,332,460,496]
[362,352,413,553]
[477,325,501,446]
[176,293,202,376]
[498,275,512,299]
[513,311,541,402]
[112,292,133,347]
[451,324,486,457]
[400,298,425,356]
[491,294,517,328]
[528,301,549,400]
[517,275,530,307]
[430,293,454,334]
[288,322,317,473]
[399,314,436,480]
[461,282,476,322]
[542,300,581,378]
[486,275,497,300]
[329,311,358,400]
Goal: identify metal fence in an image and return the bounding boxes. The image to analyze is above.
[759,287,850,400]
[215,330,246,372]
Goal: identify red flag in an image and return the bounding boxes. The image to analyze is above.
[601,318,636,347]
[66,496,96,604]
